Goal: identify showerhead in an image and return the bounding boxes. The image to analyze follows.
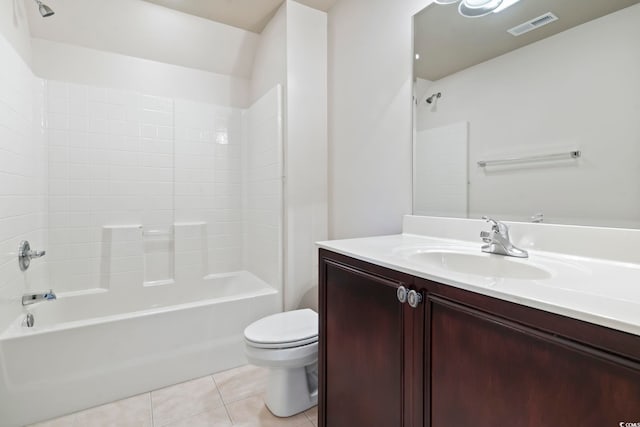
[35,0,55,17]
[426,92,442,104]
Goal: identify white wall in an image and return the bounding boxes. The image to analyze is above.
[414,122,469,218]
[243,86,284,293]
[24,1,279,294]
[26,0,258,78]
[0,30,47,330]
[250,4,287,103]
[328,0,428,239]
[417,4,640,228]
[44,78,262,293]
[0,0,32,65]
[248,1,328,311]
[174,98,244,276]
[28,0,256,295]
[45,81,176,292]
[284,1,328,310]
[32,39,250,108]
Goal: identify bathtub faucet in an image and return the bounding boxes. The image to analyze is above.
[22,290,57,306]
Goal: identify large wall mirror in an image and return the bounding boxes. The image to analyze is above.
[412,0,640,228]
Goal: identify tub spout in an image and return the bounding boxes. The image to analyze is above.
[22,290,57,306]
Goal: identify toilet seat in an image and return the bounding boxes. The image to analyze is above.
[246,335,318,349]
[244,309,318,349]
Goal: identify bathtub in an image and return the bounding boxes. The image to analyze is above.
[0,271,280,427]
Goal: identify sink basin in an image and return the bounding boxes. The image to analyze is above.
[408,250,552,280]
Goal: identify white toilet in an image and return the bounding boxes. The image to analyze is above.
[244,308,318,417]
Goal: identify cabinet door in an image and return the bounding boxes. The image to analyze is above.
[426,295,640,427]
[319,253,420,427]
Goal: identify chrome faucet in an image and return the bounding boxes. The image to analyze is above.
[22,290,57,306]
[480,217,528,258]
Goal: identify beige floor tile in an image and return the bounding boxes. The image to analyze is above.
[160,405,232,427]
[225,396,310,427]
[213,365,268,404]
[151,376,224,427]
[27,413,76,427]
[73,393,151,427]
[304,406,317,426]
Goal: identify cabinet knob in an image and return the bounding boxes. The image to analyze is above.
[407,290,423,308]
[397,286,408,304]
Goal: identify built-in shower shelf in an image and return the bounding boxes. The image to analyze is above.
[143,229,172,236]
[143,279,175,287]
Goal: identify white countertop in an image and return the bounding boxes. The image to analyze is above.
[318,230,640,337]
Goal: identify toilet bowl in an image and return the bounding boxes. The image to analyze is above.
[244,309,318,417]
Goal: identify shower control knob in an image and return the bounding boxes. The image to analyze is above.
[18,240,46,271]
[397,286,408,304]
[407,290,423,308]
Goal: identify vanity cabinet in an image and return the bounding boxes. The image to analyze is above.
[319,249,640,427]
[318,251,423,427]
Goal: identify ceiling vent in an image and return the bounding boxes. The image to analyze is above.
[508,12,558,36]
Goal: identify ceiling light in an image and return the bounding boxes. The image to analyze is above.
[434,0,517,18]
[459,0,503,17]
[463,0,500,8]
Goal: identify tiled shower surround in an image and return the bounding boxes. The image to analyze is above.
[44,81,282,294]
[0,36,48,329]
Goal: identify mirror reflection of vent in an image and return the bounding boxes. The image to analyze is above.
[508,12,558,36]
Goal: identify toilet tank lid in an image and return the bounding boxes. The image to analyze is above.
[244,309,318,345]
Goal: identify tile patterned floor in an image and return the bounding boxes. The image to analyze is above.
[29,365,318,427]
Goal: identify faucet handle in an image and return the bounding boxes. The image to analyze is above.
[482,216,500,230]
[28,249,46,258]
[482,216,497,225]
[482,216,510,236]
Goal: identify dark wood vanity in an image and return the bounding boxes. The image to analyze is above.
[318,249,640,427]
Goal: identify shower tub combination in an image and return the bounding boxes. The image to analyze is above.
[0,77,284,426]
[0,271,280,426]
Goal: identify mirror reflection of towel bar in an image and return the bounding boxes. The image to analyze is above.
[477,150,581,167]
